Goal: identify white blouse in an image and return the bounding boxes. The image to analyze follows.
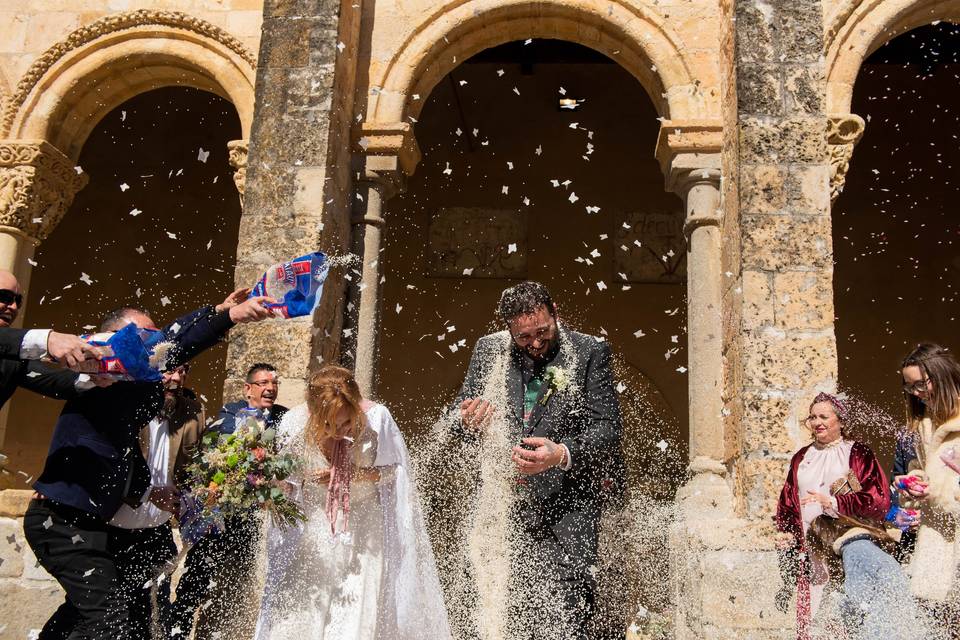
[797,438,853,534]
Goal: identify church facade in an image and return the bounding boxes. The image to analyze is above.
[0,0,951,637]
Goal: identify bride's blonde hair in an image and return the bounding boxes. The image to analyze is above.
[305,365,365,449]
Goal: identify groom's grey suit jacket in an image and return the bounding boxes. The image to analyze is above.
[455,328,625,573]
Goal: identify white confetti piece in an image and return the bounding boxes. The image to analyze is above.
[501,185,509,194]
[596,281,607,291]
[120,183,130,192]
[337,41,346,52]
[508,243,517,254]
[513,87,520,95]
[656,440,669,452]
[585,205,601,214]
[27,258,37,266]
[197,148,210,163]
[43,517,53,529]
[463,267,474,276]
[169,322,181,335]
[129,208,142,217]
[535,145,542,156]
[671,335,679,343]
[166,232,177,239]
[616,382,627,393]
[84,569,95,577]
[633,329,646,338]
[135,246,145,254]
[160,296,171,306]
[568,192,579,203]
[74,166,83,175]
[442,163,452,176]
[497,69,505,77]
[395,303,402,314]
[71,535,84,544]
[676,366,688,373]
[79,273,93,285]
[26,371,41,378]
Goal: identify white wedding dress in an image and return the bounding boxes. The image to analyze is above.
[253,402,452,640]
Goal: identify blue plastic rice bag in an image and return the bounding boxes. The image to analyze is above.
[78,324,171,382]
[250,252,329,318]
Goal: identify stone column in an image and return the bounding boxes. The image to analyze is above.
[678,169,725,473]
[655,122,725,474]
[227,139,248,206]
[350,170,403,397]
[0,140,87,448]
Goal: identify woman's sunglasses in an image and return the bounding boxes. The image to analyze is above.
[0,289,23,307]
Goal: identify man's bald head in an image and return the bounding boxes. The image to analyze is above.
[0,270,22,327]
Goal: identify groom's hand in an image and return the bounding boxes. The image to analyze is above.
[512,437,564,476]
[460,398,493,431]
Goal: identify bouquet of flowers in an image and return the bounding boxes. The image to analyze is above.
[182,414,305,537]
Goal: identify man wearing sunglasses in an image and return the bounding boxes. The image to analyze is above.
[0,269,109,411]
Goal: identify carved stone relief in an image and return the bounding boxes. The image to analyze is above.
[428,208,527,278]
[614,210,686,284]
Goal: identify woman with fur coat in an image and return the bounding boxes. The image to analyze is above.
[897,343,960,634]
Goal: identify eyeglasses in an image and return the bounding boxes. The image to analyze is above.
[248,379,280,388]
[902,378,931,395]
[0,289,23,307]
[510,324,555,347]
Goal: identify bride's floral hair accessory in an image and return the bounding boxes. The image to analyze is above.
[810,391,848,424]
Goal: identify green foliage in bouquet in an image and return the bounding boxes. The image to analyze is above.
[185,415,306,529]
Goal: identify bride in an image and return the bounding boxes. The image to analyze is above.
[254,365,452,639]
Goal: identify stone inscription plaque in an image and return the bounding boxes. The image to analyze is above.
[428,208,527,278]
[615,210,686,284]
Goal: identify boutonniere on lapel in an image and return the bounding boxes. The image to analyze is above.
[539,366,570,406]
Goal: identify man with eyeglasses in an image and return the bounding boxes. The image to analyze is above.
[168,362,288,638]
[453,281,626,640]
[0,269,111,410]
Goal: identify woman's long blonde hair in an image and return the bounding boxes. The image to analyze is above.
[305,365,365,449]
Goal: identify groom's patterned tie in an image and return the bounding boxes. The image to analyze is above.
[522,373,544,426]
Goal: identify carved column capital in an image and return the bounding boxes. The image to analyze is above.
[654,120,722,192]
[827,113,865,203]
[0,140,88,243]
[227,139,248,205]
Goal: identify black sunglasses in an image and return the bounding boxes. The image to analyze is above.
[0,289,23,307]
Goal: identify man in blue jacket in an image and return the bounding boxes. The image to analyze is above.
[23,294,273,640]
[167,362,287,638]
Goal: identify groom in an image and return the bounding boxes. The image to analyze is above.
[456,281,625,639]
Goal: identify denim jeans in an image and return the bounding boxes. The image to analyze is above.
[840,537,923,640]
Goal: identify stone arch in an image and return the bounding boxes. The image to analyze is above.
[368,0,709,133]
[826,0,960,113]
[2,10,256,161]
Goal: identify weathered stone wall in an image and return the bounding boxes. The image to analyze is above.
[0,490,62,640]
[731,0,835,519]
[225,0,361,409]
[0,0,263,103]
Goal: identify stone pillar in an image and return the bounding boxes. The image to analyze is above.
[351,169,403,397]
[344,123,418,395]
[227,139,248,206]
[734,0,834,520]
[827,114,865,202]
[679,169,725,472]
[222,0,363,415]
[655,122,725,474]
[0,140,87,449]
